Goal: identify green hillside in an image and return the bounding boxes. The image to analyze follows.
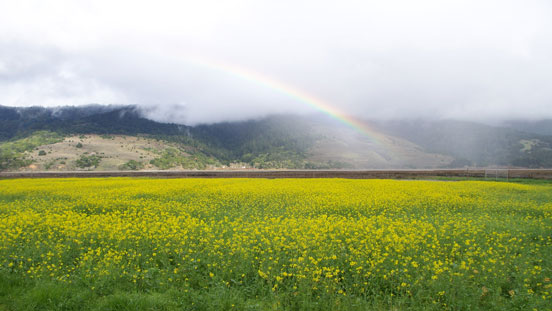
[1,105,552,171]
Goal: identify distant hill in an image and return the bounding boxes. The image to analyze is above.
[0,105,183,139]
[502,119,552,136]
[372,119,552,168]
[1,105,552,170]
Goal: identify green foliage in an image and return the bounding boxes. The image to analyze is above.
[304,160,354,169]
[75,155,102,169]
[248,150,304,169]
[512,140,552,168]
[44,161,56,170]
[374,120,552,168]
[145,116,330,169]
[119,160,144,170]
[38,150,47,156]
[149,148,220,170]
[76,142,83,148]
[4,105,552,169]
[0,131,64,170]
[185,115,316,166]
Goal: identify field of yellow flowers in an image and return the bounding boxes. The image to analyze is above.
[0,178,551,310]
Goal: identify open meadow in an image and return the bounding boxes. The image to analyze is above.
[0,178,551,310]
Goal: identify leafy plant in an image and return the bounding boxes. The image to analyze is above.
[119,160,144,170]
[150,147,220,170]
[75,155,101,169]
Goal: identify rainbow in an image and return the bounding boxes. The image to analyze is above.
[183,56,390,147]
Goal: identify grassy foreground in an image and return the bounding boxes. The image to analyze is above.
[0,178,551,310]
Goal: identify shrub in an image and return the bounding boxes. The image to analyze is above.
[75,155,101,169]
[119,160,144,170]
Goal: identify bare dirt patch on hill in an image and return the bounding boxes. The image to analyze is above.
[23,135,177,171]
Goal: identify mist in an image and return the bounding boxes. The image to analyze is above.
[1,0,552,125]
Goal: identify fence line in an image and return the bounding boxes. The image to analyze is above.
[1,169,552,179]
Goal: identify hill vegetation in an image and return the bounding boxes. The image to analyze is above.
[372,120,552,168]
[1,105,552,170]
[0,131,64,170]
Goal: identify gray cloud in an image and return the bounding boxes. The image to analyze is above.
[1,0,551,124]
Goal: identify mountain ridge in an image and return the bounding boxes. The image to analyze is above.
[1,105,552,170]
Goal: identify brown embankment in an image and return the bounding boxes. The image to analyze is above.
[1,169,552,179]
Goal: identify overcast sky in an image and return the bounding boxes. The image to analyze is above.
[1,0,551,124]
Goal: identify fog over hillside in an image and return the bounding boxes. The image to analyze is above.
[2,105,552,170]
[1,1,552,125]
